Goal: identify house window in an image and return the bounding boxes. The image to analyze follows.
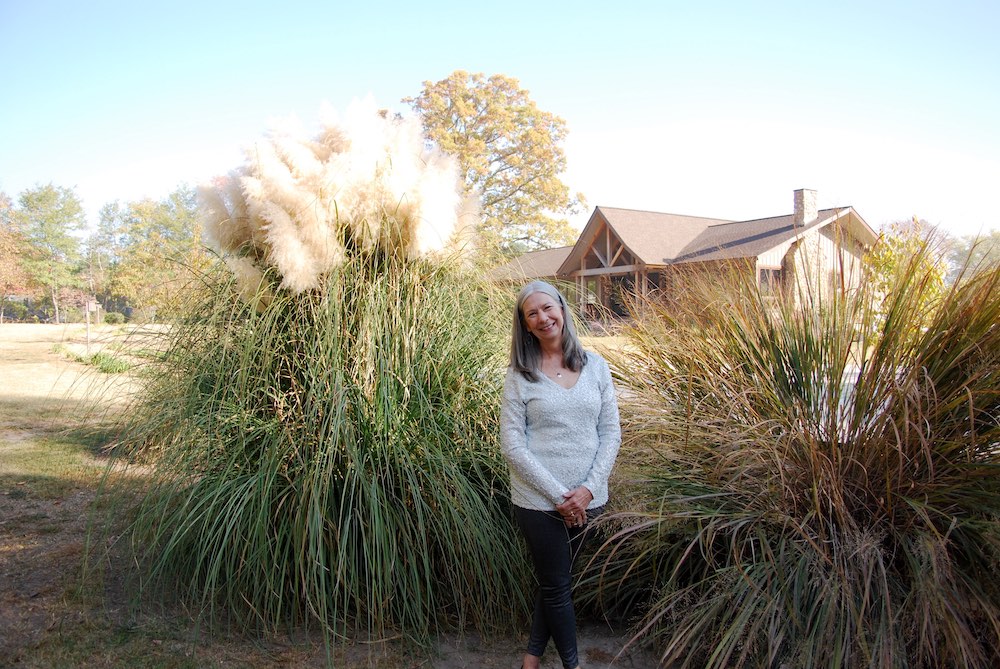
[759,267,783,293]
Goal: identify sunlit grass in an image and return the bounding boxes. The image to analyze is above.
[0,435,106,499]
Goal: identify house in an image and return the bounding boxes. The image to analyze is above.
[493,189,877,318]
[488,245,574,284]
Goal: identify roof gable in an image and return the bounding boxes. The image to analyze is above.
[558,206,734,274]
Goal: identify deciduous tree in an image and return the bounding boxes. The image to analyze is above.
[13,184,86,323]
[0,192,33,323]
[948,228,1000,282]
[405,71,582,258]
[864,217,948,333]
[87,185,209,320]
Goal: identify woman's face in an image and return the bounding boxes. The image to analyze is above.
[521,291,564,346]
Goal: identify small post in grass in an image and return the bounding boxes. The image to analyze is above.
[86,298,98,356]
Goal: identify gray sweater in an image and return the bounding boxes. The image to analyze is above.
[500,351,622,511]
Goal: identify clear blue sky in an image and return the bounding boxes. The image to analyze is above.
[2,0,998,237]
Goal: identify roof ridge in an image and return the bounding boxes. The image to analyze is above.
[706,213,792,229]
[596,205,735,222]
[707,206,852,228]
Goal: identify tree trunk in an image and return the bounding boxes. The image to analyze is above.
[51,287,60,324]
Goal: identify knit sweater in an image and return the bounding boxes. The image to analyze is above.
[500,351,622,511]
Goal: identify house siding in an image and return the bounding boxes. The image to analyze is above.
[757,243,792,269]
[767,222,867,308]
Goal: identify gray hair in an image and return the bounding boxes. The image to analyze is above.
[509,280,587,381]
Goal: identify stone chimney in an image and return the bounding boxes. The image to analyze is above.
[793,188,817,226]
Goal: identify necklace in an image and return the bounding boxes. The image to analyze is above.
[556,372,563,377]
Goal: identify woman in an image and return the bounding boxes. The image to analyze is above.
[500,280,621,669]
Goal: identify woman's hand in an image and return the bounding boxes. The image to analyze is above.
[557,486,594,527]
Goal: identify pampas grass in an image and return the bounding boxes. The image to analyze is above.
[199,97,475,300]
[105,100,527,647]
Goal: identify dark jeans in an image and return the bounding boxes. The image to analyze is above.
[514,505,603,669]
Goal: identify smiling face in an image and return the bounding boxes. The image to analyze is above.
[520,290,565,346]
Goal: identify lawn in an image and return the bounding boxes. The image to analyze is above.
[0,323,653,668]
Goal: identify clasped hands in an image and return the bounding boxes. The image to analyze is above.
[556,486,593,528]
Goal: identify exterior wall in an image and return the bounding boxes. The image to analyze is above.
[766,221,868,309]
[657,259,755,304]
[757,240,795,269]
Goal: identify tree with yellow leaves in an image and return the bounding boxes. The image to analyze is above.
[405,71,583,259]
[863,216,948,336]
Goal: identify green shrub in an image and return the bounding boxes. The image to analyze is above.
[52,343,130,373]
[88,351,130,374]
[3,302,28,321]
[587,253,1000,668]
[108,255,527,644]
[104,312,125,325]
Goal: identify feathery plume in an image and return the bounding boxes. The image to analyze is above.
[199,98,471,298]
[224,255,272,311]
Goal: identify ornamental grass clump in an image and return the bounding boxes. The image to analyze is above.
[108,100,526,643]
[586,248,1000,668]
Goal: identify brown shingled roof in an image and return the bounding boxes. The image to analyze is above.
[557,206,734,273]
[489,245,574,282]
[673,208,847,263]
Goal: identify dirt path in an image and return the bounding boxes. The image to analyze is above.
[0,324,657,668]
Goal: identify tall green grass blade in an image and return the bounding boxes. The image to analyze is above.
[103,255,530,647]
